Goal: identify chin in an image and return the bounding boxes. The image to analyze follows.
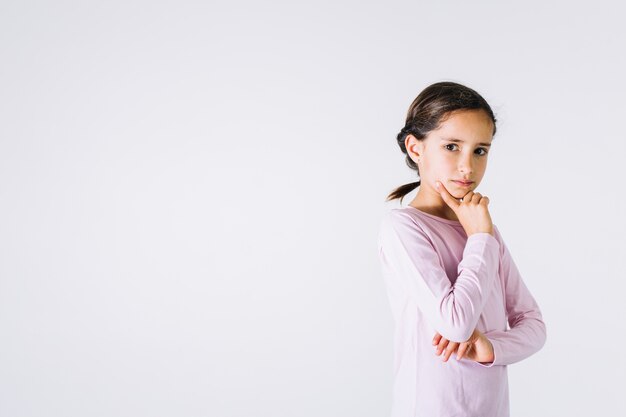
[450,183,477,199]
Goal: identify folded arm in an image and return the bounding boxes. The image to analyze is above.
[378,211,501,343]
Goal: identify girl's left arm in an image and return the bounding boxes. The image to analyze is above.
[476,225,548,368]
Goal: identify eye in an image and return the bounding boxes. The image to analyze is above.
[444,144,489,155]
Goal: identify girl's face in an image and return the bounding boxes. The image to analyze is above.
[406,109,494,200]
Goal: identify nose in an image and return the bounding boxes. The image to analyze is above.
[458,153,474,175]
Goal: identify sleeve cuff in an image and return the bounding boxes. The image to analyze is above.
[467,231,499,247]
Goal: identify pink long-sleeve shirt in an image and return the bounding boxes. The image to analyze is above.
[377,206,547,417]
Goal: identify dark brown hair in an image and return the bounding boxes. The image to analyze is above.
[386,81,497,204]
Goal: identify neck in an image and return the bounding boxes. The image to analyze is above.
[409,186,459,221]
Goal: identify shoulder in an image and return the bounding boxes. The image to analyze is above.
[380,208,423,231]
[378,208,431,244]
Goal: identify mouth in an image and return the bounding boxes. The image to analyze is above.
[452,180,474,187]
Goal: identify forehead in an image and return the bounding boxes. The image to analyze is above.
[435,110,494,143]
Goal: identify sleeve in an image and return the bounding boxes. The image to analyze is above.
[377,211,501,343]
[476,225,547,367]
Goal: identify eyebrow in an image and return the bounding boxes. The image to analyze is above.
[440,137,492,147]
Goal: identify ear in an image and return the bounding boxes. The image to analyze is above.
[405,135,424,164]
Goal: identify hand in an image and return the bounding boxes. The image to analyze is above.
[432,328,495,364]
[435,181,494,237]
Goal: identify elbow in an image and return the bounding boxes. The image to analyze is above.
[434,298,481,343]
[438,326,474,343]
[538,319,548,349]
[521,313,547,350]
[435,317,476,343]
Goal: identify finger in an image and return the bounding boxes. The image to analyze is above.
[435,181,460,211]
[442,342,459,362]
[436,339,449,355]
[470,192,482,204]
[432,332,442,346]
[460,191,474,203]
[456,343,469,360]
[480,196,490,205]
[436,338,449,355]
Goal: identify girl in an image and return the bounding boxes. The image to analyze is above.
[377,81,547,417]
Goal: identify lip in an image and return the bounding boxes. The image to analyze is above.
[452,180,474,187]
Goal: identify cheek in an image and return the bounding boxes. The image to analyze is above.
[422,156,447,174]
[477,159,488,173]
[435,157,456,173]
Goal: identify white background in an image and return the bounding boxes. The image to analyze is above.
[1,1,624,416]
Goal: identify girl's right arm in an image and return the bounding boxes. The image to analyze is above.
[378,210,500,343]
